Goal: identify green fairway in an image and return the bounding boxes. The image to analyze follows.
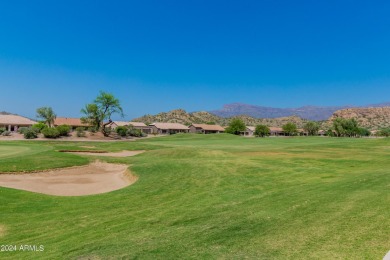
[0,135,389,259]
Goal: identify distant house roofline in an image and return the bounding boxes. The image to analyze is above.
[54,117,89,127]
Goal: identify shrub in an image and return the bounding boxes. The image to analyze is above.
[357,127,371,137]
[2,131,11,136]
[56,125,71,136]
[31,122,48,133]
[42,128,60,138]
[0,127,6,135]
[88,127,98,133]
[18,127,29,134]
[378,128,390,137]
[75,127,86,137]
[24,129,38,139]
[255,125,270,137]
[116,126,128,137]
[76,131,86,137]
[127,127,145,137]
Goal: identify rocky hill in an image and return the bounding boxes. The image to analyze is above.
[210,102,390,121]
[326,107,390,130]
[132,109,221,125]
[132,109,308,128]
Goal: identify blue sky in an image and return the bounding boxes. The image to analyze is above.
[1,1,390,120]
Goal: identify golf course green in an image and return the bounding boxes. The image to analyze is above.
[0,134,389,259]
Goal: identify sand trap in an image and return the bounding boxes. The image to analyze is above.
[0,161,137,196]
[62,150,145,157]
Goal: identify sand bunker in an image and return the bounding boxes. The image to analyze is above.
[61,150,145,157]
[0,161,137,196]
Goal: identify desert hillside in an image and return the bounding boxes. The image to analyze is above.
[133,109,308,127]
[209,102,390,121]
[327,107,390,129]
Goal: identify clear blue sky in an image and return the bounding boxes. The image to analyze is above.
[1,1,389,120]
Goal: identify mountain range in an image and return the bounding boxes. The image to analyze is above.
[209,102,390,121]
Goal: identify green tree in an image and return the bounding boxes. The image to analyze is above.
[303,121,320,136]
[36,107,56,127]
[333,118,359,137]
[81,91,124,136]
[225,118,246,135]
[254,125,270,137]
[282,122,298,136]
[333,118,345,137]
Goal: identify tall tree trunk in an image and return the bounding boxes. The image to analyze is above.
[102,119,112,137]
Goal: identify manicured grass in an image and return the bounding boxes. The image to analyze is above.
[0,135,390,259]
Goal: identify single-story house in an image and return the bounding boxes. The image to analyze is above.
[189,124,225,134]
[297,129,308,136]
[54,117,89,129]
[242,126,255,136]
[129,122,152,134]
[0,114,37,132]
[107,121,131,128]
[149,123,189,135]
[107,121,152,134]
[269,127,284,136]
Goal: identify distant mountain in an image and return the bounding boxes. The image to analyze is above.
[132,109,309,128]
[209,102,390,121]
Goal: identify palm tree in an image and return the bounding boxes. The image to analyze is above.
[36,107,57,127]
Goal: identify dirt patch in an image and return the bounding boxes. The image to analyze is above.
[0,225,6,237]
[0,161,137,196]
[61,150,145,157]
